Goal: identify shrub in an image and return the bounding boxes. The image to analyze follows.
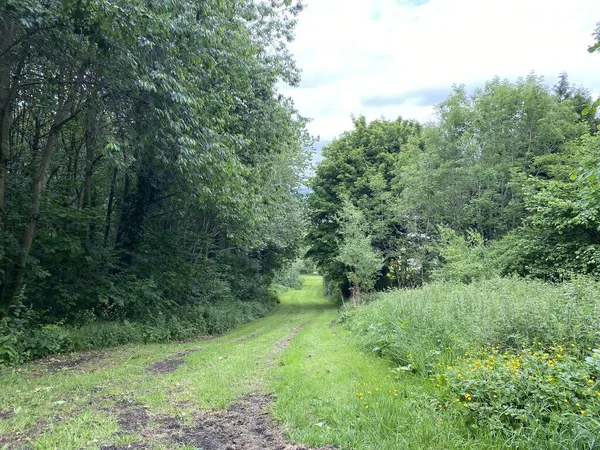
[272,259,304,291]
[432,227,497,283]
[342,277,600,373]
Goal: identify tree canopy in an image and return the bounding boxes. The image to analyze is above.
[0,0,309,321]
[307,75,600,295]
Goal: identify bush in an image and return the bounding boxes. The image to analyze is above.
[432,227,497,283]
[272,259,303,291]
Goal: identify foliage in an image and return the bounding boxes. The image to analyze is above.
[341,277,600,374]
[301,75,588,305]
[442,345,600,449]
[0,298,275,366]
[342,276,600,446]
[307,75,596,293]
[0,0,309,353]
[335,201,383,300]
[492,135,600,279]
[272,259,304,292]
[432,227,495,283]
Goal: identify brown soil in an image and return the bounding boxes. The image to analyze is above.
[23,351,106,379]
[102,395,335,450]
[145,349,200,375]
[115,401,150,433]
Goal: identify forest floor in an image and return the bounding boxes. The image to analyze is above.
[0,276,498,450]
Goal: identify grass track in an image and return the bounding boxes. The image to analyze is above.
[0,275,499,449]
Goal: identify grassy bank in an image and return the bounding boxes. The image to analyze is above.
[341,277,600,448]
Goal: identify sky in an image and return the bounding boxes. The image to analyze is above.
[280,0,600,161]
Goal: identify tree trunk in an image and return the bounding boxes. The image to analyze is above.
[0,18,22,308]
[0,17,17,235]
[83,109,95,209]
[1,105,70,312]
[104,167,118,245]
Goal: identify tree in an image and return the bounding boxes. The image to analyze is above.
[0,0,310,320]
[335,201,383,301]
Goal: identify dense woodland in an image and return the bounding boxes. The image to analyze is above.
[308,73,600,298]
[0,0,309,362]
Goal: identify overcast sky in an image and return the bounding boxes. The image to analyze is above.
[281,0,600,155]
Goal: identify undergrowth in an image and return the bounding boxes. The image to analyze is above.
[341,277,600,448]
[0,299,275,367]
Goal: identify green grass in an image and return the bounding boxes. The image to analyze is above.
[270,276,501,450]
[341,277,600,449]
[0,275,534,449]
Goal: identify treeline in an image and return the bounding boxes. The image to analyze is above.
[308,74,600,297]
[0,0,308,362]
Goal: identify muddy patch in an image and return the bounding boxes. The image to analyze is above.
[146,349,200,375]
[101,445,150,450]
[174,395,335,450]
[146,357,185,374]
[22,351,106,379]
[103,395,335,450]
[0,409,14,420]
[116,401,150,433]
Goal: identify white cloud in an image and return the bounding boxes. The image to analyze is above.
[282,0,600,141]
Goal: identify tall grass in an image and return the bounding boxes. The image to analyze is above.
[342,277,600,372]
[341,277,600,448]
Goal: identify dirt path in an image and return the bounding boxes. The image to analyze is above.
[0,276,340,450]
